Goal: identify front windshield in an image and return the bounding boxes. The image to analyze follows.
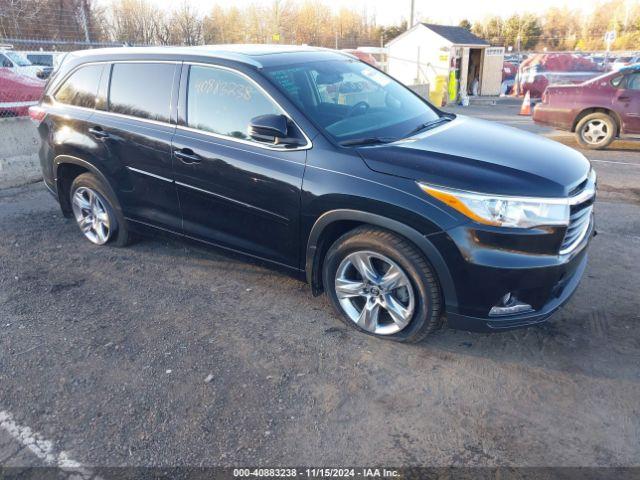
[263,59,440,143]
[5,51,32,67]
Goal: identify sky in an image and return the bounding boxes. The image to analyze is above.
[114,0,599,25]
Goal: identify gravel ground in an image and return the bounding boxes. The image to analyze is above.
[0,185,639,468]
[0,107,639,470]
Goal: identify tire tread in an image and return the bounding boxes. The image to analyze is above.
[324,225,443,343]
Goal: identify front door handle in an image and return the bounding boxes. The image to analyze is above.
[88,127,109,139]
[618,96,631,102]
[174,149,201,164]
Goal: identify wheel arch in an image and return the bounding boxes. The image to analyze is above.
[53,155,121,218]
[305,209,458,309]
[571,107,621,135]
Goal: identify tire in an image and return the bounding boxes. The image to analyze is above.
[69,172,132,247]
[575,112,616,150]
[322,226,442,343]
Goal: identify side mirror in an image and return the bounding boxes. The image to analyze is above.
[248,114,303,147]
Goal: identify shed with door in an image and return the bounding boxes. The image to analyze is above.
[385,23,504,105]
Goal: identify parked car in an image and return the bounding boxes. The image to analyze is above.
[518,54,603,98]
[30,46,595,342]
[611,54,640,71]
[0,67,45,116]
[0,46,44,79]
[341,49,379,67]
[20,51,66,79]
[533,65,640,149]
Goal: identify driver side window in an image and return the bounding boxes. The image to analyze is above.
[186,65,282,141]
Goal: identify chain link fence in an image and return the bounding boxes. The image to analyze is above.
[0,38,135,118]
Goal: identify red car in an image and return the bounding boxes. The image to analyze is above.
[518,54,602,98]
[0,67,45,116]
[341,49,379,68]
[533,65,640,149]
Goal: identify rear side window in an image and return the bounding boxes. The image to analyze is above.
[28,54,52,66]
[626,74,640,90]
[54,64,104,109]
[186,65,281,140]
[109,63,174,122]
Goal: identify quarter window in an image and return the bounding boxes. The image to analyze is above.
[1,54,13,68]
[611,75,624,87]
[186,65,281,140]
[54,64,104,109]
[109,63,175,122]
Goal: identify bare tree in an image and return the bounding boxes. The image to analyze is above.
[0,0,42,38]
[108,0,162,45]
[172,1,202,46]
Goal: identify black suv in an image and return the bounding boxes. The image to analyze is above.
[31,45,596,342]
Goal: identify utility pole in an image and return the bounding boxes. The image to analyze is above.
[409,0,415,28]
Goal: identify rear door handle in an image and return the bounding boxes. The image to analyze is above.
[88,127,109,139]
[174,149,201,164]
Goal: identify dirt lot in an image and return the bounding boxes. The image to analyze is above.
[1,105,639,471]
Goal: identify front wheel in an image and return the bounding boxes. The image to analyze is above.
[322,226,443,343]
[576,112,616,150]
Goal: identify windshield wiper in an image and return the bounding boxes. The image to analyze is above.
[338,136,398,147]
[406,117,452,137]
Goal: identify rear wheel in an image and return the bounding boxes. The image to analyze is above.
[70,173,132,247]
[323,226,442,343]
[576,112,616,150]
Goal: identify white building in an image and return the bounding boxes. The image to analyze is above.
[386,23,505,104]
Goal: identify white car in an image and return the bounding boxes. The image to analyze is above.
[0,48,44,79]
[20,51,67,79]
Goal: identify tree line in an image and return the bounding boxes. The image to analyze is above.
[469,0,640,51]
[1,0,638,52]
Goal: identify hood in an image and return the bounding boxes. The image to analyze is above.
[358,116,591,197]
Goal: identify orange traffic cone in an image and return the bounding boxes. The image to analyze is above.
[519,90,532,116]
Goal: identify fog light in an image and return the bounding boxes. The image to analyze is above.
[489,293,533,316]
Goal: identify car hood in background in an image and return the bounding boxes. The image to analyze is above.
[358,116,591,197]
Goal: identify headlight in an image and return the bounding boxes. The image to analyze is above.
[418,183,570,228]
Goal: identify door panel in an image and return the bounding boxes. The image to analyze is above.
[89,62,181,231]
[173,64,307,267]
[90,112,181,230]
[615,73,640,134]
[173,130,305,267]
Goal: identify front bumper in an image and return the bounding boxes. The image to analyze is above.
[445,250,588,332]
[429,218,594,333]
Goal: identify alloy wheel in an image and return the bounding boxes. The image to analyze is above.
[334,250,416,335]
[71,187,112,245]
[581,119,609,145]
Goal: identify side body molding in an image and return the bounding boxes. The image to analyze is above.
[305,209,458,310]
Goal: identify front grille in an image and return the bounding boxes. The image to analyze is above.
[560,200,593,254]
